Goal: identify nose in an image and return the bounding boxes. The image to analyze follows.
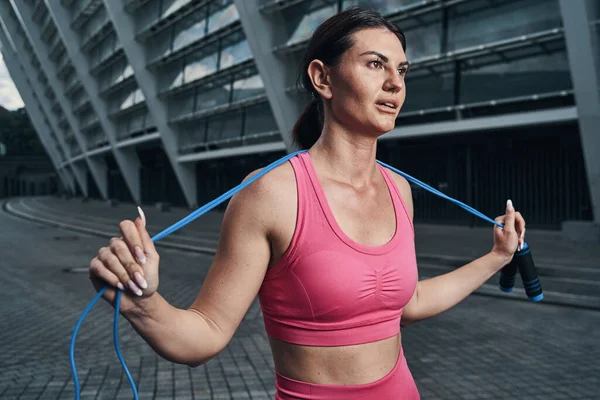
[384,72,404,94]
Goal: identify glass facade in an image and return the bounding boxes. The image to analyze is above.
[1,0,594,226]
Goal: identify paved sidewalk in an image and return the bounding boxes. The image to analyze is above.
[1,199,600,400]
[16,195,600,265]
[7,196,600,309]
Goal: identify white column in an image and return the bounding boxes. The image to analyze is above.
[3,0,108,199]
[0,40,73,193]
[234,0,304,153]
[560,0,600,224]
[41,0,142,204]
[103,0,198,208]
[0,9,85,195]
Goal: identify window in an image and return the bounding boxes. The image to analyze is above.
[207,1,239,34]
[232,74,264,102]
[447,0,561,51]
[219,39,252,69]
[286,4,336,45]
[184,50,218,84]
[206,111,243,142]
[173,9,207,52]
[244,102,277,136]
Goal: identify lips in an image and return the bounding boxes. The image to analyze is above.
[375,98,400,111]
[375,102,398,114]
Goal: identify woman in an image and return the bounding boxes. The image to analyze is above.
[88,6,526,399]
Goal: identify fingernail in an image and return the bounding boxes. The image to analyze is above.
[117,282,125,291]
[128,280,143,296]
[137,206,146,228]
[134,271,148,290]
[135,246,147,265]
[507,199,514,211]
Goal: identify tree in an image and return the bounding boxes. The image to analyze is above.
[0,106,46,156]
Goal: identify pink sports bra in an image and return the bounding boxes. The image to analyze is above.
[257,152,418,346]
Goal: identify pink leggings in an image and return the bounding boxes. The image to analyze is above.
[274,348,420,400]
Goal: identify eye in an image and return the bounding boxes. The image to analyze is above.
[368,60,384,69]
[398,66,408,76]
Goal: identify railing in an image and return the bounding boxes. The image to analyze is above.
[170,93,268,124]
[80,20,113,53]
[147,21,243,68]
[124,0,152,12]
[159,59,254,98]
[116,131,160,147]
[65,79,83,97]
[108,101,147,119]
[137,0,209,40]
[73,99,92,115]
[79,117,101,132]
[406,28,564,79]
[393,90,574,127]
[99,75,137,98]
[48,38,64,62]
[71,0,104,30]
[40,15,56,40]
[90,47,125,76]
[56,57,73,80]
[31,0,47,24]
[179,130,280,154]
[272,0,473,53]
[117,126,157,143]
[259,0,310,13]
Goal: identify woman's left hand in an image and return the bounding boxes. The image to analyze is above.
[491,199,526,264]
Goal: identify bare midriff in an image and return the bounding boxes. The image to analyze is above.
[268,332,402,385]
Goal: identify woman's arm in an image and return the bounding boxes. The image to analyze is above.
[389,173,524,327]
[400,251,509,326]
[115,168,277,367]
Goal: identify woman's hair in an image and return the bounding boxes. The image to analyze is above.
[291,6,406,150]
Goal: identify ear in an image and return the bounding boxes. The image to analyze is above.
[307,59,333,100]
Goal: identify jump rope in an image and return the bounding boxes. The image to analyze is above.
[69,149,543,400]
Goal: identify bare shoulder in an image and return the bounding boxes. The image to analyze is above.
[230,159,297,230]
[240,160,297,205]
[385,168,414,221]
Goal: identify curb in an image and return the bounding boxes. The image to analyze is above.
[3,200,217,256]
[4,199,600,311]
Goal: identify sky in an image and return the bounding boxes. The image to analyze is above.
[0,52,24,110]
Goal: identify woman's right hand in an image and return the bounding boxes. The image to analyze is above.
[89,207,160,310]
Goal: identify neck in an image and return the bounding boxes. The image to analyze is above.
[309,121,379,188]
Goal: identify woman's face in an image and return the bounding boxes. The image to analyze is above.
[325,28,408,136]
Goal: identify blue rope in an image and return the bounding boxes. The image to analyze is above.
[375,160,503,228]
[69,149,505,399]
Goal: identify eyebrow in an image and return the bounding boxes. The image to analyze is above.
[359,51,409,68]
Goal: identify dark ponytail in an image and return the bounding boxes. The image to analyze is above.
[291,99,322,150]
[291,6,406,150]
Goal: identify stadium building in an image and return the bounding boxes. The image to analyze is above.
[0,0,598,232]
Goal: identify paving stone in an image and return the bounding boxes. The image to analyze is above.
[1,202,599,400]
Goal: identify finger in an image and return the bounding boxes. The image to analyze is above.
[494,216,505,229]
[515,211,526,237]
[89,257,125,291]
[98,247,137,293]
[504,199,516,231]
[109,238,147,293]
[119,220,146,265]
[137,206,146,227]
[514,211,526,248]
[135,207,158,258]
